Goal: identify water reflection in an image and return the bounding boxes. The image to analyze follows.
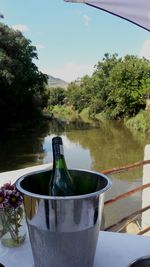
[65,122,146,180]
[1,119,150,179]
[0,122,50,172]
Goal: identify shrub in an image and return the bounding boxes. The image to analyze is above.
[125,110,150,132]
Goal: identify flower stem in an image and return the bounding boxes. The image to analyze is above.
[1,207,23,245]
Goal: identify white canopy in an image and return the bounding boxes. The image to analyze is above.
[64,0,150,31]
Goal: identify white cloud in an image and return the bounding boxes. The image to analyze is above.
[35,44,45,50]
[83,14,90,26]
[12,24,29,32]
[75,10,90,26]
[139,39,150,60]
[40,62,94,82]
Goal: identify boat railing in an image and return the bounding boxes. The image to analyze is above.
[101,159,150,235]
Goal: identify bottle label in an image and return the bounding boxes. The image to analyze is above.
[54,144,64,159]
[60,145,64,155]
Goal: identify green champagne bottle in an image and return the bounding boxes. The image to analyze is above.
[49,136,75,196]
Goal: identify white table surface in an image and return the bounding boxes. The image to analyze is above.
[0,231,150,267]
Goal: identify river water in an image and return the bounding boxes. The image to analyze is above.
[1,119,150,230]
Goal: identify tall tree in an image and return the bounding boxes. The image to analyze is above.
[66,53,150,119]
[0,23,48,129]
[48,87,66,106]
[106,55,150,118]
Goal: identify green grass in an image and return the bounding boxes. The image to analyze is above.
[125,110,150,132]
[46,105,150,133]
[51,105,79,121]
[79,108,91,123]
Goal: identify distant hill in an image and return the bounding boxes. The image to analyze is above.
[47,75,68,89]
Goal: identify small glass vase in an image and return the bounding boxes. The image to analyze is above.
[0,206,26,248]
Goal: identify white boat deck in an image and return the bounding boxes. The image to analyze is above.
[0,163,52,186]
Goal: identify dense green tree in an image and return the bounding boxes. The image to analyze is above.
[48,87,66,106]
[89,98,105,116]
[92,53,121,100]
[106,55,150,118]
[0,23,48,129]
[141,78,150,97]
[66,53,150,119]
[87,53,121,115]
[66,82,88,111]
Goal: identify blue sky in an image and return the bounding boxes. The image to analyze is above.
[1,0,150,82]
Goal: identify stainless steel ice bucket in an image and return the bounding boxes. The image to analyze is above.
[16,168,111,267]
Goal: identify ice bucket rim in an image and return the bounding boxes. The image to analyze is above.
[16,168,112,200]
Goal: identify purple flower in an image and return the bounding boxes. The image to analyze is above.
[1,183,15,191]
[0,182,23,209]
[0,190,9,208]
[8,191,23,208]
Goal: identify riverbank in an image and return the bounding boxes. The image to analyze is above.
[46,105,150,133]
[125,110,150,133]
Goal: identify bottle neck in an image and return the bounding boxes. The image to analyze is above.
[52,142,69,172]
[53,142,64,161]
